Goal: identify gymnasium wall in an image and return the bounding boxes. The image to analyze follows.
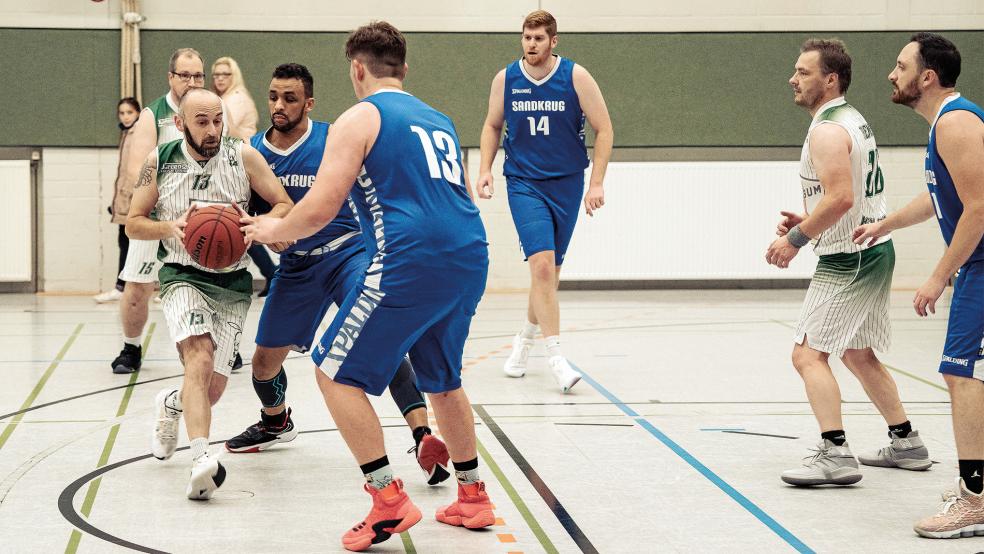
[1,1,976,292]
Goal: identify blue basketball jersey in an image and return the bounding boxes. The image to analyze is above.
[926,95,984,264]
[251,119,360,255]
[356,90,488,289]
[503,56,588,180]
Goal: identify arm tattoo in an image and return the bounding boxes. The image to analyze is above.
[134,160,154,189]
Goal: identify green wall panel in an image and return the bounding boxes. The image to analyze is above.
[2,28,981,148]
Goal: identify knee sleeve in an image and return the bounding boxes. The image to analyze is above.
[388,357,426,415]
[253,366,287,408]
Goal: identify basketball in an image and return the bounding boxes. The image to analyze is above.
[182,205,247,270]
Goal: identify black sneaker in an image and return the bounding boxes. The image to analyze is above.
[225,408,298,453]
[111,344,142,374]
[231,352,243,372]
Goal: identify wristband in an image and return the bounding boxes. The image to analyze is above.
[787,225,812,248]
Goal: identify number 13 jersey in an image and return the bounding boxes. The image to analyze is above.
[503,56,588,180]
[356,90,488,292]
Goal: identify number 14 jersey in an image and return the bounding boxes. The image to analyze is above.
[503,56,588,180]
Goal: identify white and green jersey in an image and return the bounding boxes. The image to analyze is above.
[154,136,251,272]
[145,92,183,145]
[799,97,890,256]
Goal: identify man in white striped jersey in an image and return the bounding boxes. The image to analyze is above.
[766,39,930,487]
[127,88,292,500]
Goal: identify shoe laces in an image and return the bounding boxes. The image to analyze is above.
[938,491,964,515]
[801,445,832,466]
[155,416,178,441]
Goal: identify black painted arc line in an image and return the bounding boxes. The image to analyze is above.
[472,404,599,554]
[721,430,799,440]
[58,426,414,553]
[0,374,184,420]
[0,354,315,421]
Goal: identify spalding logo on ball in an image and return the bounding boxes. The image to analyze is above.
[182,205,247,270]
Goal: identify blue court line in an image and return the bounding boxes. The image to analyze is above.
[572,364,814,554]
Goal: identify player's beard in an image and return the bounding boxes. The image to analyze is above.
[185,126,221,159]
[271,111,302,133]
[891,79,921,107]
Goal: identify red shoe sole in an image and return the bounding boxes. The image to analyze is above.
[343,504,422,551]
[436,507,495,529]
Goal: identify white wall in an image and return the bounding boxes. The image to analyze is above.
[39,146,941,293]
[2,0,982,31]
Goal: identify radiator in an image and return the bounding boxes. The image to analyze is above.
[561,161,818,280]
[0,160,32,282]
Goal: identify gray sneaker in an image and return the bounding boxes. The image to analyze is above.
[781,439,862,486]
[858,430,932,471]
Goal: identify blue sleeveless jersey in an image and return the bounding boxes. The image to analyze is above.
[926,95,984,264]
[356,91,488,289]
[251,120,360,255]
[503,56,588,180]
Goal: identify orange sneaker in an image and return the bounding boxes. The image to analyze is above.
[342,479,421,552]
[412,434,451,485]
[435,481,496,529]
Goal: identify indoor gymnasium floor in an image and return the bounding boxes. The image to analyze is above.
[0,289,973,553]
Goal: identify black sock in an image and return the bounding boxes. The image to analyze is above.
[452,457,480,485]
[260,409,288,429]
[960,460,984,494]
[888,420,912,438]
[412,426,431,448]
[821,430,847,446]
[359,455,390,475]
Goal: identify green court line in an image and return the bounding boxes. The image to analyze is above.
[476,438,559,554]
[0,323,83,451]
[770,319,948,393]
[400,531,416,553]
[66,324,155,554]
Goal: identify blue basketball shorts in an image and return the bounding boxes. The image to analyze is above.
[939,260,984,380]
[255,236,368,353]
[505,172,585,265]
[311,267,487,396]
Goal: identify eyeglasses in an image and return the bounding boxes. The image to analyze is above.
[170,71,206,83]
[212,72,232,78]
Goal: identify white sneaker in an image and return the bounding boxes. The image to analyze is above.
[549,356,581,393]
[152,389,182,460]
[93,289,123,303]
[503,334,534,378]
[186,453,226,500]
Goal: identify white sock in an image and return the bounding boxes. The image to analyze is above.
[545,336,562,359]
[190,437,208,460]
[519,320,539,340]
[123,335,141,347]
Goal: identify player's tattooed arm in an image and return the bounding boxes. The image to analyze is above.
[134,158,155,189]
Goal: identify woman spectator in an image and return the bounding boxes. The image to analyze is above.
[94,97,141,303]
[210,56,258,139]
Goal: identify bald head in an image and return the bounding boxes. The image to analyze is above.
[180,88,222,118]
[177,88,223,159]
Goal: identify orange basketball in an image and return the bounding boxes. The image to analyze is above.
[182,205,247,270]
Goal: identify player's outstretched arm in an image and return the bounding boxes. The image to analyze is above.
[126,151,187,241]
[574,65,613,216]
[242,102,376,245]
[853,192,934,246]
[477,69,506,199]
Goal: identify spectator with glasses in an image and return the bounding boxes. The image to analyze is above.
[108,48,209,375]
[211,56,258,140]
